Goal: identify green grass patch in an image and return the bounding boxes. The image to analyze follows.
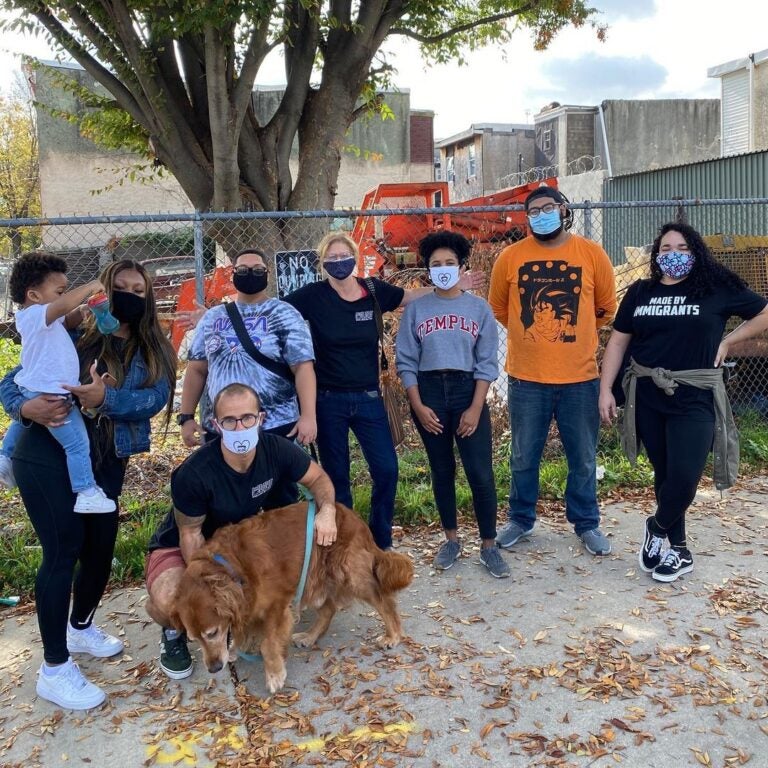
[735,408,768,467]
[2,409,768,597]
[111,496,170,585]
[0,491,170,598]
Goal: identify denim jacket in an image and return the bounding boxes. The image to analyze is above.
[0,351,171,458]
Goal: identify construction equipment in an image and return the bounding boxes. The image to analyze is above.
[352,178,557,275]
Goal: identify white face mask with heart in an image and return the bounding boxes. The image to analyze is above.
[429,265,460,290]
[219,424,260,454]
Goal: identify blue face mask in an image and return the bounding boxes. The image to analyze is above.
[528,208,562,238]
[324,257,356,280]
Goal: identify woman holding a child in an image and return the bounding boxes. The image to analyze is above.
[0,255,176,710]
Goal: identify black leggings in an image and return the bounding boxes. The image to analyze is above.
[636,402,714,548]
[14,456,121,665]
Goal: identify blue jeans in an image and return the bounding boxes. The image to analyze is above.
[413,372,497,540]
[507,377,600,534]
[315,389,398,549]
[4,390,95,493]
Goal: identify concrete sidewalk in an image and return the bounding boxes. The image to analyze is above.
[1,476,766,767]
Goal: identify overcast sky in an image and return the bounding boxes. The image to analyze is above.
[1,0,766,139]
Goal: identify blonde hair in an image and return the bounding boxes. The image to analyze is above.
[317,232,358,263]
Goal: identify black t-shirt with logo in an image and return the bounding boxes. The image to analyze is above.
[613,278,767,416]
[284,278,404,391]
[147,433,311,551]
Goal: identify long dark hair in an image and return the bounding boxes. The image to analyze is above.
[78,259,177,424]
[649,222,746,299]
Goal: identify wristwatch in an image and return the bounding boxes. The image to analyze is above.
[176,413,195,426]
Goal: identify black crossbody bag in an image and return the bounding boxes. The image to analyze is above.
[225,302,294,381]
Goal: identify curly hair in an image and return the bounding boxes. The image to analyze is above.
[649,222,746,299]
[418,231,471,268]
[9,251,68,305]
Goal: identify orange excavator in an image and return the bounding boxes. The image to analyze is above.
[351,178,557,275]
[169,177,557,351]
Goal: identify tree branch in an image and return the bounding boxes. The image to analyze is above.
[231,17,272,118]
[389,2,538,44]
[24,2,148,127]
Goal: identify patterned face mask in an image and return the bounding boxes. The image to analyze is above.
[656,250,695,279]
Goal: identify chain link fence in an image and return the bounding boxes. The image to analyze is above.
[1,199,768,419]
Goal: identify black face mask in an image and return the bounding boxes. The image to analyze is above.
[233,272,269,295]
[111,290,146,324]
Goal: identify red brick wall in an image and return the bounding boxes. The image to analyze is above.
[410,114,434,164]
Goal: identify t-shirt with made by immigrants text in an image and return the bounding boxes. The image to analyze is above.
[613,278,767,416]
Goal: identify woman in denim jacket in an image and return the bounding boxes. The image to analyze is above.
[0,259,176,711]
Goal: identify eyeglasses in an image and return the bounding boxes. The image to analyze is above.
[233,266,268,277]
[216,413,260,431]
[527,203,559,218]
[324,252,355,262]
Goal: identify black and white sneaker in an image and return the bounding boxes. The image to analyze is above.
[652,548,693,582]
[638,516,665,573]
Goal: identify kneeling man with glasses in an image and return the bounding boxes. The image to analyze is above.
[144,382,336,680]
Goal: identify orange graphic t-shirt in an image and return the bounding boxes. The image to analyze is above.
[488,234,617,384]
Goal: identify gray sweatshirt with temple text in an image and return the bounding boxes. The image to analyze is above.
[396,290,499,389]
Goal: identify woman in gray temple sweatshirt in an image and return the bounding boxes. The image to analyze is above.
[396,231,509,579]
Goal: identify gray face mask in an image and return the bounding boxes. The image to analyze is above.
[219,424,259,454]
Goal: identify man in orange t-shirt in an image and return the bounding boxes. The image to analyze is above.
[488,187,617,556]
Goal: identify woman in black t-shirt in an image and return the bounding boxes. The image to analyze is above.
[0,260,176,710]
[599,223,768,583]
[285,232,480,550]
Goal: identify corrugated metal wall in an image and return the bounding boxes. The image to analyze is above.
[601,150,768,264]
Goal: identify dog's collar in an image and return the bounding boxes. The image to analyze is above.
[212,553,244,585]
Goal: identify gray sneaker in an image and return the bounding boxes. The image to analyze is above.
[480,547,511,578]
[495,520,534,550]
[580,528,611,556]
[433,539,462,570]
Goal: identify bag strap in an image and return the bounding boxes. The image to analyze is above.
[224,301,294,381]
[363,277,388,372]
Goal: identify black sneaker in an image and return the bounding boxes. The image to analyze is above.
[159,629,193,680]
[652,548,694,583]
[638,516,665,573]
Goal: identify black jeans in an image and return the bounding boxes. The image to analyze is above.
[412,372,497,540]
[636,401,714,548]
[13,425,124,664]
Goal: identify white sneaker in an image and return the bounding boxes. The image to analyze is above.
[0,454,16,489]
[36,658,106,710]
[74,486,116,514]
[67,623,124,658]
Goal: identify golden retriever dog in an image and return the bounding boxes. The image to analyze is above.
[171,502,414,693]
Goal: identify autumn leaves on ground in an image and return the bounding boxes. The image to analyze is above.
[1,473,766,767]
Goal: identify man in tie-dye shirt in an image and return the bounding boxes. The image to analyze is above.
[178,249,316,451]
